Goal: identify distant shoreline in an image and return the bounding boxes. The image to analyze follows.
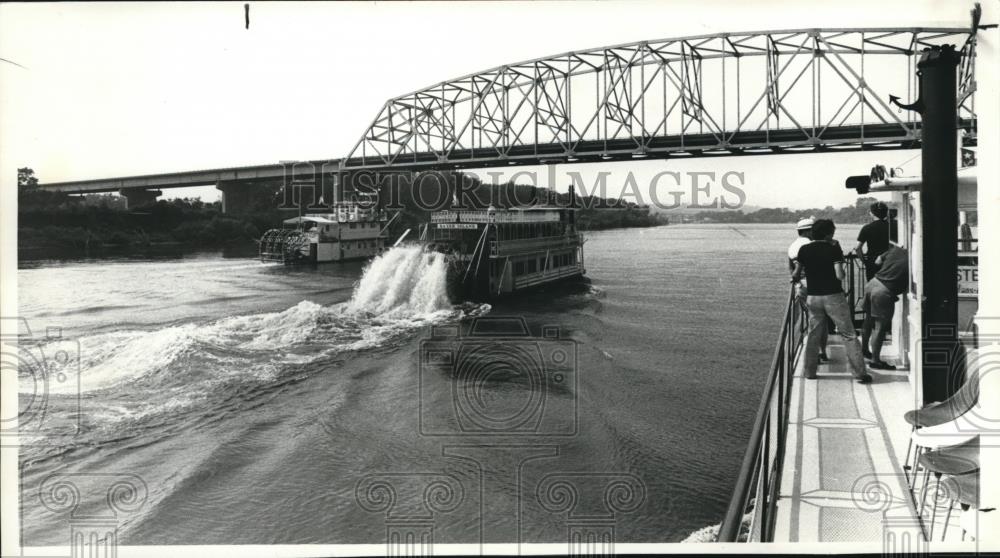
[17,220,669,263]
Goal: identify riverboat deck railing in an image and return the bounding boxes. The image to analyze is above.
[431,209,563,224]
[489,234,582,257]
[720,254,881,541]
[718,284,808,542]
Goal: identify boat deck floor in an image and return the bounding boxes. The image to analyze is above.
[773,335,962,544]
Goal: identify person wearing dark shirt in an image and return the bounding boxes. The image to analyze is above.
[861,243,909,369]
[793,219,872,383]
[788,217,829,361]
[854,201,891,281]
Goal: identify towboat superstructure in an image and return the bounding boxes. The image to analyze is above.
[422,203,585,300]
[259,202,388,264]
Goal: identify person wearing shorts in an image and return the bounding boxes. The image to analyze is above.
[861,243,909,369]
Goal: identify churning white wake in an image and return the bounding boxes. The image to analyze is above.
[346,245,451,316]
[31,245,481,398]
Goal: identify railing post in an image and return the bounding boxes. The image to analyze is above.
[760,416,769,540]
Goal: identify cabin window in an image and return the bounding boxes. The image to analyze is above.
[350,223,357,229]
[514,261,525,275]
[527,259,537,273]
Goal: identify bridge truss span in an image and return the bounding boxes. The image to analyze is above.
[343,28,977,170]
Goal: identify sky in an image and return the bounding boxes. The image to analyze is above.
[0,0,978,208]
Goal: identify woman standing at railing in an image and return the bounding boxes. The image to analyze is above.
[792,218,873,384]
[788,217,829,362]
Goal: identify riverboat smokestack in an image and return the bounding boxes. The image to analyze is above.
[916,44,963,403]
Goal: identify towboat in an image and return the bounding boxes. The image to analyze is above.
[420,200,586,301]
[259,202,388,264]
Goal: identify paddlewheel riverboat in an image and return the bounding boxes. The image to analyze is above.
[259,202,388,264]
[421,197,586,301]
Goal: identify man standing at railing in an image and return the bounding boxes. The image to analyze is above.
[854,201,891,281]
[861,241,909,370]
[793,219,873,383]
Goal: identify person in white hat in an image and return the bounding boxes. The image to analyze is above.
[788,217,828,362]
[787,217,815,269]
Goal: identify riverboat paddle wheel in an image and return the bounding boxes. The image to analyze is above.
[259,229,311,264]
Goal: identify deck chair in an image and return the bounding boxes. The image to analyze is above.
[903,366,979,483]
[915,437,979,540]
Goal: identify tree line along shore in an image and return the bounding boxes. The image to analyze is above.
[17,169,664,259]
[18,168,890,260]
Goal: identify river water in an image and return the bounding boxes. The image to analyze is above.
[16,224,856,545]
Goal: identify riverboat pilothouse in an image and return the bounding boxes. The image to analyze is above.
[421,189,586,301]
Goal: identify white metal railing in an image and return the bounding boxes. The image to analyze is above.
[431,210,562,224]
[490,235,582,256]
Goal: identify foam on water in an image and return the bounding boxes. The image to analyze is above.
[346,245,451,316]
[26,245,478,400]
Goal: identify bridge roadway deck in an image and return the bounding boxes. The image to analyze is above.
[39,121,977,194]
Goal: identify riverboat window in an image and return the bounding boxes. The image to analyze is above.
[514,261,525,275]
[527,259,537,273]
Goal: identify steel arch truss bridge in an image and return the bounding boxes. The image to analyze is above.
[344,28,976,170]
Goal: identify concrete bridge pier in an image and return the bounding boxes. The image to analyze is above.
[216,181,253,215]
[118,188,161,209]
